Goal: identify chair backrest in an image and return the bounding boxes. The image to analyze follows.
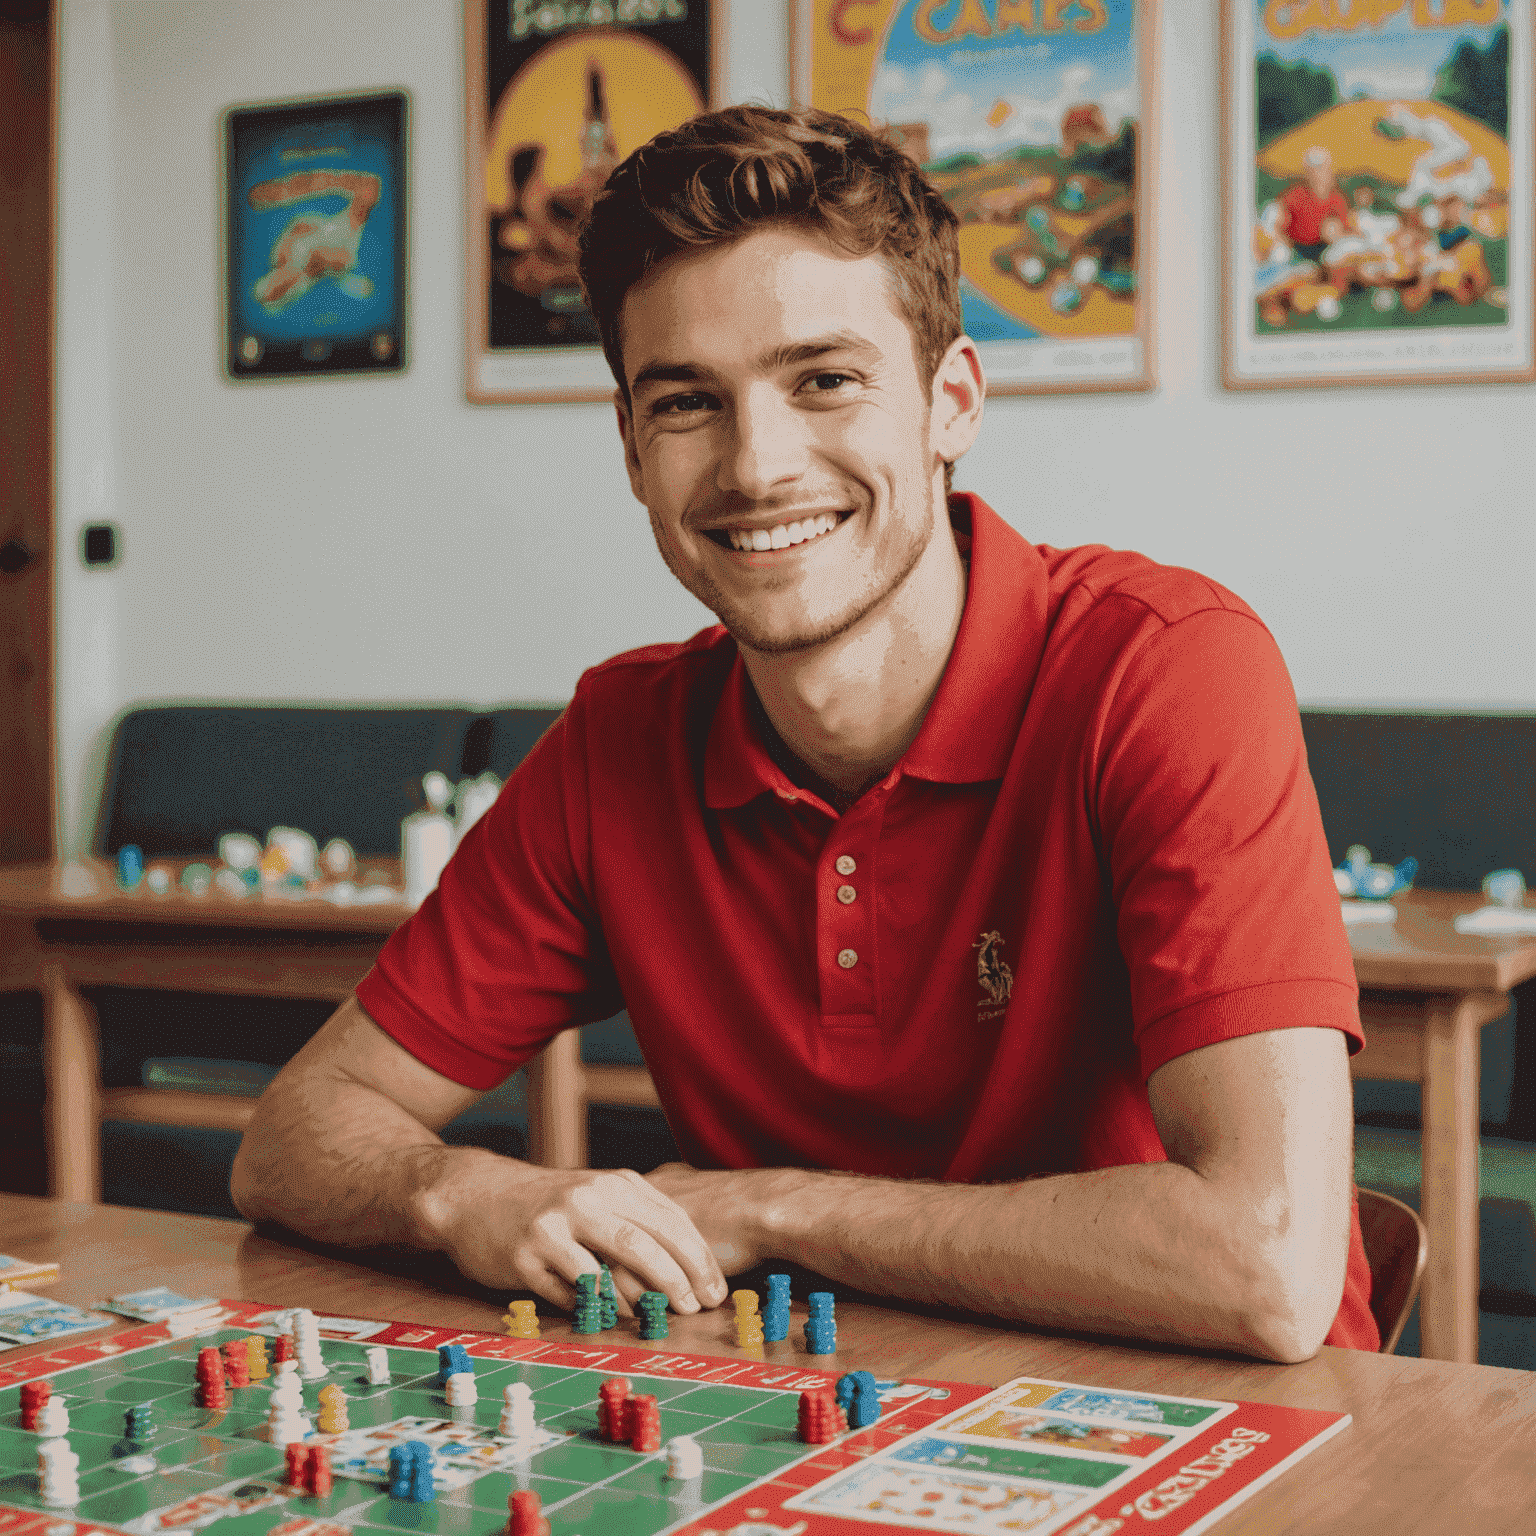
[1356,1186,1429,1354]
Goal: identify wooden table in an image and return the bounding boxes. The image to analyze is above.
[2,1195,1534,1533]
[0,860,653,1200]
[1349,889,1536,1364]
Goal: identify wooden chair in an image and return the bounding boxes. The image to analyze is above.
[524,1030,660,1169]
[1357,1186,1429,1354]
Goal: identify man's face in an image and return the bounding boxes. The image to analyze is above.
[615,225,950,656]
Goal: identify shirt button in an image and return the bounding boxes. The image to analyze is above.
[837,948,858,969]
[776,790,796,802]
[836,884,856,904]
[835,855,857,875]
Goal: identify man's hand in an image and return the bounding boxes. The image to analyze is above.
[424,1157,729,1315]
[644,1163,786,1275]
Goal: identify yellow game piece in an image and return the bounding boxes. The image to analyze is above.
[503,1299,539,1339]
[317,1382,348,1433]
[731,1290,759,1317]
[245,1335,269,1380]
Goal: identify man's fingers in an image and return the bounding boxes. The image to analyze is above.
[606,1261,646,1316]
[611,1170,729,1305]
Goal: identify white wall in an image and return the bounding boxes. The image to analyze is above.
[54,0,1536,855]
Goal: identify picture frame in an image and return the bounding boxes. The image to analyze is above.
[223,90,409,381]
[791,0,1160,395]
[465,0,728,404]
[1221,0,1534,390]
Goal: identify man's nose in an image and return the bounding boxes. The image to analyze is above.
[718,383,810,499]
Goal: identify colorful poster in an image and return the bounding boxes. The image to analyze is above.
[792,0,1160,393]
[223,92,408,381]
[465,0,724,403]
[1223,0,1535,386]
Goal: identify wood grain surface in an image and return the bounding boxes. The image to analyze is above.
[1,1195,1533,1533]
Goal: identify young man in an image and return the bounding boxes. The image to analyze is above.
[232,107,1376,1359]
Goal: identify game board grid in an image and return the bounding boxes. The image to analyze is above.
[1,1326,911,1536]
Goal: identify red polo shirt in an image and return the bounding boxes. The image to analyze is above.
[358,493,1377,1350]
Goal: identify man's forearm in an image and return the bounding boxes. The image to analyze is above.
[750,1161,1327,1361]
[230,1063,496,1251]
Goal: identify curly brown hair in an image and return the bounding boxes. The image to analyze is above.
[578,105,962,407]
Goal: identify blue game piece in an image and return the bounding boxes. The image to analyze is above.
[848,1372,880,1429]
[806,1291,834,1317]
[436,1343,471,1384]
[804,1318,836,1355]
[408,1441,435,1503]
[387,1445,411,1499]
[116,846,143,890]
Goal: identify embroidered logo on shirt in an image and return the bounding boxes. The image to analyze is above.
[974,929,1014,1007]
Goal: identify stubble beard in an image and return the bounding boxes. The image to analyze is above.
[651,488,936,657]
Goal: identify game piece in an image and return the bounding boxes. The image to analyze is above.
[444,1370,478,1407]
[266,1373,310,1445]
[317,1383,348,1433]
[36,1439,80,1506]
[667,1434,703,1480]
[284,1442,309,1489]
[597,1376,630,1442]
[113,1453,157,1474]
[307,1443,333,1498]
[506,1488,550,1536]
[124,1403,154,1440]
[35,1397,69,1438]
[804,1291,836,1354]
[499,1380,537,1439]
[763,1273,791,1342]
[387,1445,411,1499]
[116,845,143,890]
[196,1345,228,1409]
[837,1370,881,1429]
[636,1290,669,1340]
[274,1333,295,1363]
[797,1386,843,1444]
[572,1273,604,1334]
[628,1392,661,1453]
[19,1380,49,1431]
[223,1340,250,1389]
[366,1345,391,1384]
[437,1342,468,1384]
[599,1264,619,1329]
[503,1299,539,1338]
[408,1440,436,1502]
[732,1288,764,1347]
[291,1308,326,1379]
[246,1334,270,1379]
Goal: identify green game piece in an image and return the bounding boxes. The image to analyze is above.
[637,1290,669,1340]
[599,1264,619,1329]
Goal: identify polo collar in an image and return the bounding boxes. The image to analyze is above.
[703,493,1048,808]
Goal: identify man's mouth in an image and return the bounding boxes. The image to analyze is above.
[708,511,846,553]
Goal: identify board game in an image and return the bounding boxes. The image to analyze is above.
[0,1301,1349,1536]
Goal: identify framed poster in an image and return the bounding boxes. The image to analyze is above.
[791,0,1160,395]
[223,91,408,381]
[1222,0,1535,389]
[466,1,727,404]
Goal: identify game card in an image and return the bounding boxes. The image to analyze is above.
[99,1287,220,1322]
[0,1290,109,1347]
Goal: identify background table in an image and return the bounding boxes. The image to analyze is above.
[1349,889,1536,1363]
[2,1195,1534,1534]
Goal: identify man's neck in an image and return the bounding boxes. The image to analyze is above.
[740,505,969,803]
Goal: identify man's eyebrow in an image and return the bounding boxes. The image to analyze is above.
[628,330,882,393]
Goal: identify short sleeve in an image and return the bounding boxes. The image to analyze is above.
[356,695,625,1090]
[1093,607,1361,1079]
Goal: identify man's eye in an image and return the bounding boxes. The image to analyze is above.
[654,392,713,415]
[804,372,853,393]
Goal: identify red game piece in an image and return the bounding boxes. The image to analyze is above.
[506,1489,550,1536]
[597,1377,630,1443]
[222,1342,250,1389]
[285,1443,308,1489]
[19,1381,49,1431]
[628,1393,660,1454]
[797,1388,841,1444]
[307,1445,332,1499]
[274,1336,295,1363]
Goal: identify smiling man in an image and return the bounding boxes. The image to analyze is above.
[232,107,1378,1360]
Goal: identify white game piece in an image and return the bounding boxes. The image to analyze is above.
[37,1441,80,1506]
[266,1375,311,1445]
[498,1382,536,1440]
[114,1453,158,1474]
[366,1346,390,1385]
[274,1357,297,1381]
[35,1398,69,1437]
[291,1308,326,1379]
[444,1371,477,1406]
[666,1435,703,1480]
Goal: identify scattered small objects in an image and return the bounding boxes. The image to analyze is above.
[1334,844,1417,900]
[502,1299,539,1339]
[145,866,171,895]
[180,862,212,897]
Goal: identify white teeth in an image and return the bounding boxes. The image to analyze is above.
[727,513,840,552]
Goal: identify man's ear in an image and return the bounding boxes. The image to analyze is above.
[930,335,986,465]
[615,391,646,503]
